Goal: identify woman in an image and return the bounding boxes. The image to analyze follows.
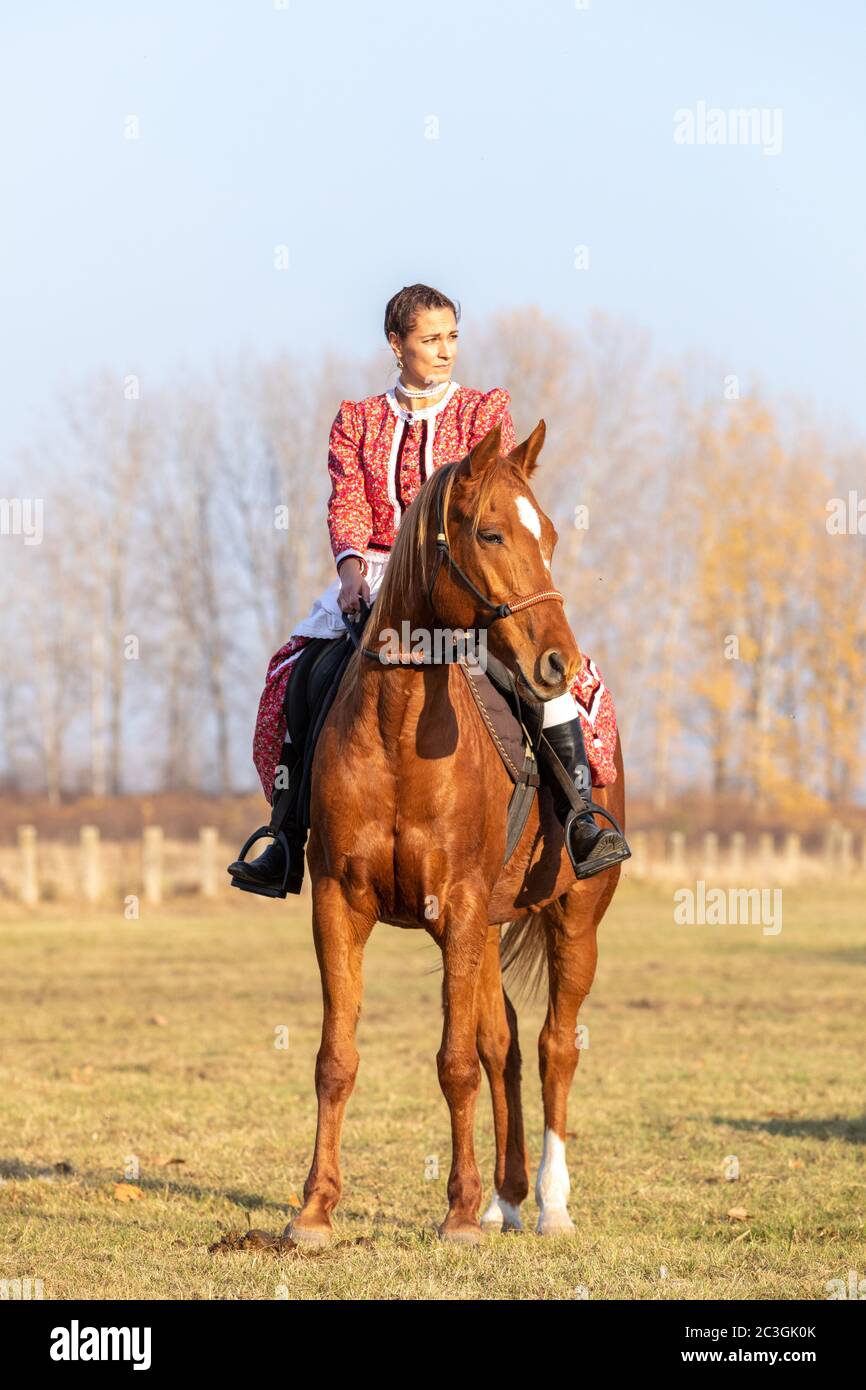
[229,284,628,893]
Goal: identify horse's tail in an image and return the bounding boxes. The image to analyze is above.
[500,905,555,1002]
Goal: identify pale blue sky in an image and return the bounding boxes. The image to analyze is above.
[2,0,865,466]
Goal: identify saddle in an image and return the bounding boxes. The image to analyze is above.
[232,607,547,896]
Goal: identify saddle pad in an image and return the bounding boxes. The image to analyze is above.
[253,640,619,798]
[461,653,619,790]
[457,662,532,783]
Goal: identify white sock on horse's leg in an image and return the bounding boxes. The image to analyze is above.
[535,1129,575,1234]
[480,1191,523,1232]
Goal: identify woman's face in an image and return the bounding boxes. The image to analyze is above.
[391,307,458,388]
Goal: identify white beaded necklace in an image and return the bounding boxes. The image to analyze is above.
[396,375,451,401]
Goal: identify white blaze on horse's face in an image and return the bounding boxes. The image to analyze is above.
[515,494,552,572]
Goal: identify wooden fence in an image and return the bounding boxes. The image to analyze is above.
[2,822,866,906]
[2,825,232,907]
[626,824,866,885]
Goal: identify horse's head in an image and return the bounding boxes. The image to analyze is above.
[435,420,581,701]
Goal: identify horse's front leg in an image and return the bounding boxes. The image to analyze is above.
[477,925,529,1232]
[535,888,599,1236]
[435,903,490,1244]
[288,874,374,1248]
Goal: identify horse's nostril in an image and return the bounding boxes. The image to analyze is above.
[540,648,567,686]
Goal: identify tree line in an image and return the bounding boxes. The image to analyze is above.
[1,308,863,813]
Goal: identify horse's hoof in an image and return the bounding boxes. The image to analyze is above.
[438,1222,484,1246]
[536,1209,576,1237]
[284,1220,332,1249]
[480,1195,524,1233]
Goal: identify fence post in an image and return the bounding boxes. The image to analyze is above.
[80,825,101,903]
[669,831,686,876]
[784,831,802,883]
[142,826,163,905]
[702,832,718,876]
[824,819,842,873]
[199,827,218,898]
[18,825,38,906]
[839,827,853,876]
[630,830,648,877]
[729,831,745,877]
[758,831,775,873]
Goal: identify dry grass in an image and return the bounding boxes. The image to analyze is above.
[0,882,864,1300]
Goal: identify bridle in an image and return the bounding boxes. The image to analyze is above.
[355,467,564,666]
[425,475,564,626]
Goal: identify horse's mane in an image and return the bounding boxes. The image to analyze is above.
[334,452,521,713]
[361,454,521,648]
[359,463,454,651]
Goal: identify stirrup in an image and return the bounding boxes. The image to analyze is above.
[564,803,631,881]
[228,826,302,899]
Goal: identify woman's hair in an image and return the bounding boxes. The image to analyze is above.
[384,284,460,342]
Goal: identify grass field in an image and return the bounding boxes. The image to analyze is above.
[1,881,864,1300]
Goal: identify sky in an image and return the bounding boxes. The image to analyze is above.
[1,0,865,469]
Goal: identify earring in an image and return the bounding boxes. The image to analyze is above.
[396,356,403,370]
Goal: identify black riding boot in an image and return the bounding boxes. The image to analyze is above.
[227,825,306,896]
[227,745,307,896]
[539,715,631,879]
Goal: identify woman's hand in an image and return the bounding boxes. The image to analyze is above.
[337,557,371,617]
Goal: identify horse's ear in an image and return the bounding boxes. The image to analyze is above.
[509,419,546,478]
[460,422,503,480]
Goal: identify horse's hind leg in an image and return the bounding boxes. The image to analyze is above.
[535,884,607,1236]
[476,926,529,1232]
[288,875,374,1248]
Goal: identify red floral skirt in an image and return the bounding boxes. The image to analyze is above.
[252,639,619,800]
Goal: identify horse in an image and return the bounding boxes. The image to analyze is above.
[288,418,625,1245]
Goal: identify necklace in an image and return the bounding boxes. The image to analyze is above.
[396,376,451,401]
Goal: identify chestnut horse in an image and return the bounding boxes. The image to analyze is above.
[288,420,624,1246]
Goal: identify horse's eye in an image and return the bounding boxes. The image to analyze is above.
[477,531,503,545]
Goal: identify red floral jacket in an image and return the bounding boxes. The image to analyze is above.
[327,382,516,570]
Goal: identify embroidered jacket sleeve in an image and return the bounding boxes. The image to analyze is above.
[469,386,517,455]
[326,400,373,569]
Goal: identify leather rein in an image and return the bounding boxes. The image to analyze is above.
[352,470,564,667]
